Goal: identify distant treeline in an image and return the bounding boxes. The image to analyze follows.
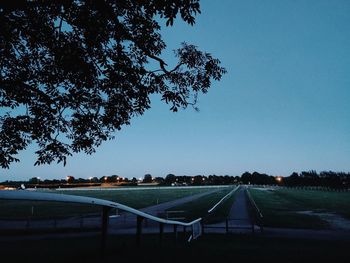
[282,171,350,188]
[160,171,350,189]
[1,170,349,189]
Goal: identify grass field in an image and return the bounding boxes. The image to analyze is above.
[0,186,227,219]
[1,233,348,263]
[1,185,350,263]
[249,187,350,229]
[166,186,238,223]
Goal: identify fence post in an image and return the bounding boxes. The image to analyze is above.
[26,217,30,229]
[101,206,111,255]
[80,215,83,229]
[159,222,164,245]
[136,215,144,246]
[174,224,178,244]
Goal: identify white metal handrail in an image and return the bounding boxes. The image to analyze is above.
[207,185,240,213]
[0,190,201,227]
[245,189,263,219]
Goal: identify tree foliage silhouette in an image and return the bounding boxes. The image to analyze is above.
[0,1,226,168]
[143,174,152,183]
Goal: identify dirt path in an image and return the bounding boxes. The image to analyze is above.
[142,188,221,215]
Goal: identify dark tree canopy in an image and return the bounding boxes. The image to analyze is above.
[143,173,152,183]
[0,0,226,168]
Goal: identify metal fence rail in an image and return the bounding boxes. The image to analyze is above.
[207,186,240,213]
[0,190,202,254]
[245,187,264,233]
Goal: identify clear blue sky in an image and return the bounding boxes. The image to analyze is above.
[2,0,350,180]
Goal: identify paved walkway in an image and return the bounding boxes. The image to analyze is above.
[226,187,252,231]
[206,187,252,233]
[203,186,252,232]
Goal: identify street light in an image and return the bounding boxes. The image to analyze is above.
[275,176,283,183]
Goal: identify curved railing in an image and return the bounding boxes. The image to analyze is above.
[0,190,202,246]
[0,190,201,227]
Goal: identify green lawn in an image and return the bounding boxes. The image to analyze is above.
[165,186,238,223]
[0,186,223,219]
[0,233,348,263]
[248,187,350,229]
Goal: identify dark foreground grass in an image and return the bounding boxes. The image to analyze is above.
[0,233,348,263]
[0,187,217,219]
[249,187,350,229]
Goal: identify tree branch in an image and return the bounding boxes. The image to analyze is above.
[57,17,63,42]
[146,53,169,73]
[146,53,184,75]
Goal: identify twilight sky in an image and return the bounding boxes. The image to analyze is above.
[2,0,350,180]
